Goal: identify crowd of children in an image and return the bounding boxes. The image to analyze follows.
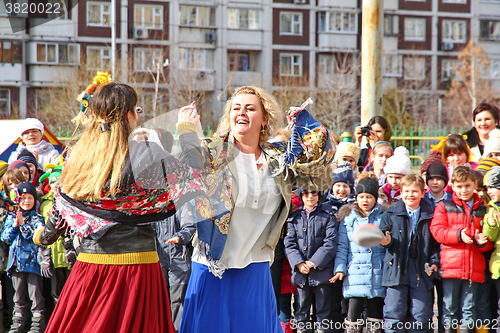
[4,107,500,333]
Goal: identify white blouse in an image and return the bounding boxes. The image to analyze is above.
[193,148,282,269]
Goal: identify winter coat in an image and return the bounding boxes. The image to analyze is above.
[430,192,493,283]
[284,203,337,287]
[1,211,44,276]
[483,201,500,279]
[334,204,386,298]
[379,200,440,289]
[9,141,60,171]
[152,203,196,277]
[40,191,70,269]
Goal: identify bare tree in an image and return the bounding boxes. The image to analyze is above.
[444,39,500,126]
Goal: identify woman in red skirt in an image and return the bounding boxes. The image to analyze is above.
[34,82,205,333]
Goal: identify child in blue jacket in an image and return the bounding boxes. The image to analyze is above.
[1,182,45,333]
[285,188,337,333]
[331,174,386,333]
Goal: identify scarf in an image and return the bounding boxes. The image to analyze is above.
[16,140,54,156]
[193,108,333,277]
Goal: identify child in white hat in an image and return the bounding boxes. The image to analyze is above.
[8,118,60,170]
[378,146,412,209]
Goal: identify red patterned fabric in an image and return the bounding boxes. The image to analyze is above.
[45,260,175,333]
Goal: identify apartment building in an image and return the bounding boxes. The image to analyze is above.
[0,0,499,123]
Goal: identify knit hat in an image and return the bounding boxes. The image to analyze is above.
[420,150,444,174]
[483,129,500,158]
[17,150,39,169]
[425,162,449,185]
[22,118,44,135]
[477,157,500,175]
[9,160,31,181]
[355,177,379,200]
[333,161,355,190]
[17,182,37,199]
[484,166,500,189]
[0,161,7,178]
[334,142,360,163]
[384,146,412,176]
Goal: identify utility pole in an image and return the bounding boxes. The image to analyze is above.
[111,0,116,77]
[360,0,383,125]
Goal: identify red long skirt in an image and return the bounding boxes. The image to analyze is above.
[45,260,175,333]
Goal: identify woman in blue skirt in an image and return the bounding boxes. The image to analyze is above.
[176,86,334,333]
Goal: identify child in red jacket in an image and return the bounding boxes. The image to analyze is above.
[430,166,492,333]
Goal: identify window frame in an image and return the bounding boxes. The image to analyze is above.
[87,1,111,27]
[383,54,403,77]
[178,48,214,71]
[227,8,260,30]
[36,43,79,65]
[442,19,467,43]
[280,53,303,77]
[134,4,163,30]
[404,17,426,42]
[384,14,399,36]
[441,59,459,81]
[480,19,500,41]
[0,89,10,115]
[318,11,357,33]
[280,11,303,36]
[404,57,426,81]
[134,47,163,73]
[179,5,215,27]
[86,46,111,71]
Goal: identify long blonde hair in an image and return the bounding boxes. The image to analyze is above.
[216,86,284,145]
[61,83,137,201]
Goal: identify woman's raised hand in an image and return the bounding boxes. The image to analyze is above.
[178,101,201,126]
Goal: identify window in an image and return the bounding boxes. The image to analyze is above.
[384,14,399,36]
[134,48,163,72]
[318,53,354,75]
[491,59,500,79]
[178,48,214,70]
[480,20,500,41]
[0,41,22,63]
[280,12,302,36]
[404,17,426,41]
[227,51,257,72]
[87,46,111,70]
[0,89,10,115]
[134,4,163,29]
[318,11,357,33]
[404,57,426,80]
[36,43,78,64]
[228,8,260,29]
[384,54,403,77]
[441,59,459,81]
[280,53,302,76]
[179,6,215,27]
[443,0,466,3]
[442,20,466,43]
[87,1,110,27]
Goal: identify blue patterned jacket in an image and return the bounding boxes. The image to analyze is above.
[1,211,44,276]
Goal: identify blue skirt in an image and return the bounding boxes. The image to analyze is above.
[179,262,282,333]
